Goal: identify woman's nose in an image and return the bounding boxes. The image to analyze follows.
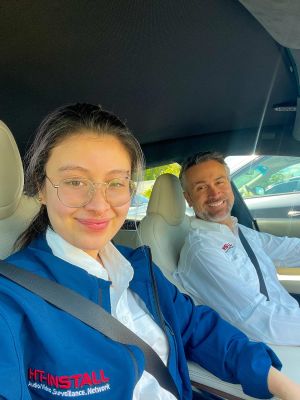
[84,186,111,212]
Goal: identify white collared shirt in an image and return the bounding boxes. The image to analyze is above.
[46,228,175,399]
[175,217,300,345]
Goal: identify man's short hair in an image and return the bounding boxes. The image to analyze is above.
[179,151,230,190]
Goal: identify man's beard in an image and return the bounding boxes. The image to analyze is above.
[195,200,233,223]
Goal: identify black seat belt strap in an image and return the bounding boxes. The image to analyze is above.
[0,261,180,399]
[238,228,270,301]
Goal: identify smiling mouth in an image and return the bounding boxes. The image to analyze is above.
[77,219,110,230]
[208,200,225,207]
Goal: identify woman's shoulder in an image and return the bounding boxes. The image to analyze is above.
[4,234,53,273]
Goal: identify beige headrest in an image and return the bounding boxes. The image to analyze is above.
[0,121,24,219]
[147,173,186,225]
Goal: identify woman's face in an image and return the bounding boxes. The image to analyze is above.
[39,132,132,259]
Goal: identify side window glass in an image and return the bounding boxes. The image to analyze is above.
[264,163,300,195]
[226,155,300,219]
[228,156,300,199]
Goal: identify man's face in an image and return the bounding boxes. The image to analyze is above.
[183,160,234,225]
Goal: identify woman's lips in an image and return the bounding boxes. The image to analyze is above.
[76,218,110,231]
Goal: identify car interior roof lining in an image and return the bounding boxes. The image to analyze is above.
[0,0,298,161]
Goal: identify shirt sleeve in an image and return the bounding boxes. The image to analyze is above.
[242,225,300,267]
[176,236,300,345]
[154,266,282,399]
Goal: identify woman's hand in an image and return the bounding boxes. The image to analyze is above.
[268,366,300,399]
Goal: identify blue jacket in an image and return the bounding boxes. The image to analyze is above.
[1,235,281,399]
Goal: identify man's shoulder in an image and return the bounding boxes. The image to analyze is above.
[184,221,226,250]
[190,217,223,232]
[181,219,242,259]
[189,218,225,238]
[238,223,261,241]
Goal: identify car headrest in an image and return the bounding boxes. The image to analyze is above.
[147,173,186,225]
[0,121,24,219]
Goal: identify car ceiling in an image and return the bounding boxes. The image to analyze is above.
[1,0,300,166]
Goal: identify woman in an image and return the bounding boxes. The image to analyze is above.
[1,103,299,399]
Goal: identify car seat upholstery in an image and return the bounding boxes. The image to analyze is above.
[0,121,40,259]
[137,173,190,290]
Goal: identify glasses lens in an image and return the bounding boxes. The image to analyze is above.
[106,178,134,206]
[58,178,92,207]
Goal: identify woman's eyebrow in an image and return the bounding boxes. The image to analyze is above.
[58,165,89,172]
[57,166,130,175]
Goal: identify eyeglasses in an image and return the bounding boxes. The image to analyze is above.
[46,176,136,208]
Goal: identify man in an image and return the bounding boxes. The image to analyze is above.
[175,151,300,345]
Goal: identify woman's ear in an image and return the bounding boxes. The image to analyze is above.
[37,188,46,205]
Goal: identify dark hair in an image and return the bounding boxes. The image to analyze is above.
[179,151,230,190]
[15,103,144,249]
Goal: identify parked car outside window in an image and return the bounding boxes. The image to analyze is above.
[227,155,300,220]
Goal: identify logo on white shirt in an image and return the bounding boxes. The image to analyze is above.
[222,243,233,252]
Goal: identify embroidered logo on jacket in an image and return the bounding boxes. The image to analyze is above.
[222,243,233,252]
[28,368,110,397]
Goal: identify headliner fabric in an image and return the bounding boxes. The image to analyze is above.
[0,121,24,218]
[1,0,298,163]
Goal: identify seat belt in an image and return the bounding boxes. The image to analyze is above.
[238,228,270,301]
[0,261,180,399]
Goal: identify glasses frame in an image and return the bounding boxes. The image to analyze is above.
[45,175,136,208]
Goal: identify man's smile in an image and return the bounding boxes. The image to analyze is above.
[207,199,226,207]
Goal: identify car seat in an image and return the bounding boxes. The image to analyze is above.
[137,173,190,289]
[0,121,40,258]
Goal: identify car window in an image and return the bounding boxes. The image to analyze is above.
[226,155,300,220]
[229,156,300,198]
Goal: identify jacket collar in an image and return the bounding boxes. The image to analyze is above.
[25,234,153,287]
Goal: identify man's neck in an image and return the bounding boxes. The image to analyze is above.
[222,216,234,232]
[197,214,234,232]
